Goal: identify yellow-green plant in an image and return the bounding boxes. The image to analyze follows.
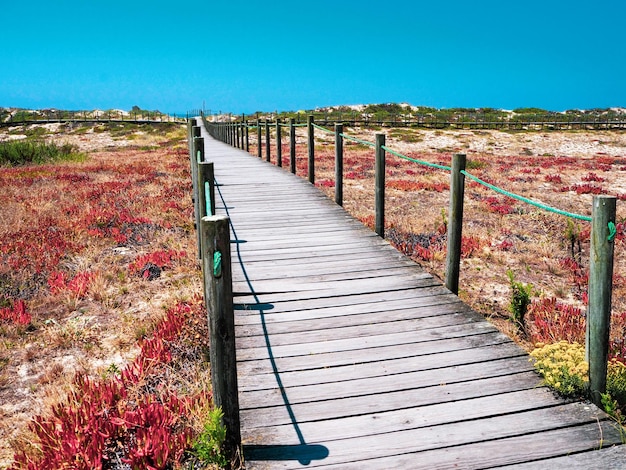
[530,341,588,398]
[531,342,626,415]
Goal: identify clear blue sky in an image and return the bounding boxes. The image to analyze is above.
[1,0,624,114]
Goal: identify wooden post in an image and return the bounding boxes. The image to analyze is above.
[586,195,617,405]
[307,115,315,184]
[335,123,344,206]
[245,120,249,152]
[289,118,296,174]
[445,153,467,295]
[200,215,241,463]
[265,120,271,162]
[187,120,196,160]
[276,119,282,167]
[198,161,215,220]
[375,134,385,238]
[192,136,204,260]
[257,120,262,158]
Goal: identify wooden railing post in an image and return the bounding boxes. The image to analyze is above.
[188,119,197,160]
[245,120,249,152]
[289,118,296,174]
[200,215,241,464]
[586,195,617,405]
[307,115,315,184]
[335,123,344,206]
[198,161,215,218]
[276,119,282,167]
[256,120,262,158]
[375,133,385,238]
[265,120,271,163]
[192,135,204,259]
[445,153,467,295]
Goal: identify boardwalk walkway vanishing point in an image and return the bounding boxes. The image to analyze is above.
[196,124,626,469]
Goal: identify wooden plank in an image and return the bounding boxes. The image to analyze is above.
[231,267,429,291]
[236,301,472,334]
[242,387,565,442]
[239,355,535,408]
[237,331,513,375]
[238,341,525,391]
[235,321,498,360]
[501,445,626,469]
[239,371,542,427]
[233,280,445,305]
[236,310,485,348]
[244,405,614,468]
[235,293,464,325]
[231,258,418,283]
[307,422,623,470]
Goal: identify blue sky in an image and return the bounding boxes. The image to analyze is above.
[1,0,624,114]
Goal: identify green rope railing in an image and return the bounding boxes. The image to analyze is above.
[221,115,608,229]
[460,170,593,222]
[381,145,452,172]
[339,133,376,148]
[312,123,335,134]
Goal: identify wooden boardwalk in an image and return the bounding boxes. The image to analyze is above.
[198,127,626,469]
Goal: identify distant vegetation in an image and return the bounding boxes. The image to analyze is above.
[0,106,176,124]
[232,103,626,126]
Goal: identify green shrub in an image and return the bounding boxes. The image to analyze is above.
[507,269,533,332]
[0,140,84,166]
[192,407,228,467]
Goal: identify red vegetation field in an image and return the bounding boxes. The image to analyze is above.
[0,123,212,468]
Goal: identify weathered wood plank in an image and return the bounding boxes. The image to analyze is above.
[235,293,464,325]
[241,388,566,443]
[239,371,542,427]
[307,422,623,470]
[235,321,498,359]
[239,355,535,408]
[236,310,485,348]
[237,331,513,375]
[245,405,615,469]
[501,445,626,469]
[238,341,525,391]
[231,268,429,292]
[236,301,472,335]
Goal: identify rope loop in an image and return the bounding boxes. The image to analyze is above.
[213,251,222,278]
[608,221,617,241]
